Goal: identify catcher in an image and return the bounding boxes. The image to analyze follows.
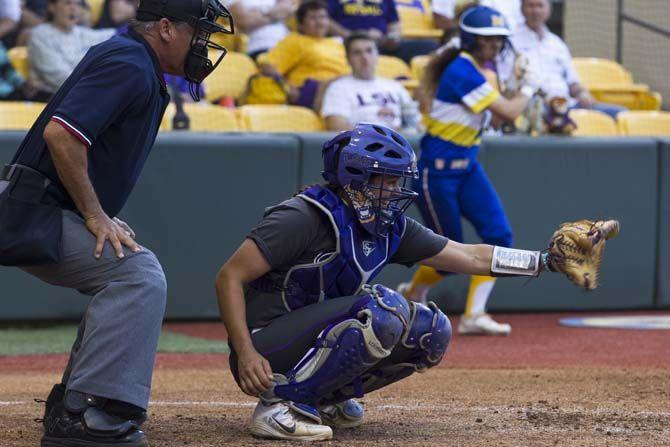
[215,122,619,441]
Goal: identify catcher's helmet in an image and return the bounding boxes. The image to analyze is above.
[322,123,418,237]
[459,5,510,53]
[136,0,234,100]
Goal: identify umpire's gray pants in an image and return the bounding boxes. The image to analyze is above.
[21,210,167,409]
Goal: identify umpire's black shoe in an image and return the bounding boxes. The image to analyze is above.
[36,383,66,429]
[41,390,149,447]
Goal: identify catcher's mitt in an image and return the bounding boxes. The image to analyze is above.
[546,220,620,290]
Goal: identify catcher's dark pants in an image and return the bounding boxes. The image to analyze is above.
[229,295,422,396]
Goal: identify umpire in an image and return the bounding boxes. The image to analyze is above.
[0,1,233,446]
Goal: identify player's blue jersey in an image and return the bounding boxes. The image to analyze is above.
[421,52,499,161]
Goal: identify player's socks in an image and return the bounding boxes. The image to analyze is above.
[464,275,496,316]
[459,275,511,335]
[400,266,444,302]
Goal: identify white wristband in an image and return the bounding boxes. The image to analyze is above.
[520,85,535,98]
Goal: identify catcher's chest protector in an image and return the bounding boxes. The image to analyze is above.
[282,185,405,311]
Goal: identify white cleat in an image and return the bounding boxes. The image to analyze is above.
[397,282,429,304]
[249,401,333,441]
[318,399,364,429]
[457,313,511,336]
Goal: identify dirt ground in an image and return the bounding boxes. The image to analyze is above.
[1,312,669,447]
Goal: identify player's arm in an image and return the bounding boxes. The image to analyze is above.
[43,121,139,258]
[487,92,531,122]
[215,239,274,396]
[421,240,545,277]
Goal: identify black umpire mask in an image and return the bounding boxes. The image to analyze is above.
[137,0,235,101]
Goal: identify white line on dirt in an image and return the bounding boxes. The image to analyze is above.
[2,400,670,418]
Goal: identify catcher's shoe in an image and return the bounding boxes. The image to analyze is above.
[41,391,148,447]
[396,282,429,304]
[458,313,511,336]
[250,400,333,441]
[318,399,364,429]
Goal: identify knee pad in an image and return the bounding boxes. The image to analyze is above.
[402,301,451,370]
[273,284,410,405]
[343,301,451,398]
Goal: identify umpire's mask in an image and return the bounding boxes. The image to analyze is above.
[137,0,234,101]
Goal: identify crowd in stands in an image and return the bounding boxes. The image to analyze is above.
[1,0,665,135]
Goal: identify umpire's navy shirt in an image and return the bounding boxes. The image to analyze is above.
[11,27,170,217]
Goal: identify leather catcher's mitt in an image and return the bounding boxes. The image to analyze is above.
[546,220,620,290]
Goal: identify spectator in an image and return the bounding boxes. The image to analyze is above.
[94,0,137,29]
[28,0,114,99]
[227,0,295,59]
[511,0,625,118]
[433,0,523,33]
[257,0,348,108]
[326,0,437,63]
[15,0,91,46]
[321,31,421,134]
[0,0,21,46]
[0,42,25,101]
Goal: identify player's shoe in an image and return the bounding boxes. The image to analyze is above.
[318,399,364,428]
[249,400,333,441]
[457,313,511,336]
[397,282,429,304]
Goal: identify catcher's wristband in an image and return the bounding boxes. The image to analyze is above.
[490,246,541,277]
[540,251,556,272]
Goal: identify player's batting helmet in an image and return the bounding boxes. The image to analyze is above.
[459,5,511,53]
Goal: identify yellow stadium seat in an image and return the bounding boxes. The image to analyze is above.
[237,105,324,132]
[572,57,662,110]
[376,56,412,80]
[410,54,430,81]
[87,0,105,25]
[396,0,442,39]
[204,51,258,103]
[211,31,248,53]
[7,46,29,78]
[572,58,634,86]
[589,87,663,111]
[160,103,240,132]
[568,109,618,136]
[0,102,45,130]
[617,111,670,136]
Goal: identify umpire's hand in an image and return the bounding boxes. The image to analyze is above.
[85,213,142,259]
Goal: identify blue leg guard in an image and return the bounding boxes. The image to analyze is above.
[272,284,410,406]
[333,301,452,398]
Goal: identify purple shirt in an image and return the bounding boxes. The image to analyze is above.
[327,0,399,34]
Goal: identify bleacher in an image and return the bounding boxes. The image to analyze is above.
[1,0,667,135]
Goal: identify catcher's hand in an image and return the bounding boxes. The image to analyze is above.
[545,220,620,290]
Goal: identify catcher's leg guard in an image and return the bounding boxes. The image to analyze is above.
[341,301,451,398]
[272,284,410,405]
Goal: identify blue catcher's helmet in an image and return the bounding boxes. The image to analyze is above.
[322,123,419,237]
[459,5,511,53]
